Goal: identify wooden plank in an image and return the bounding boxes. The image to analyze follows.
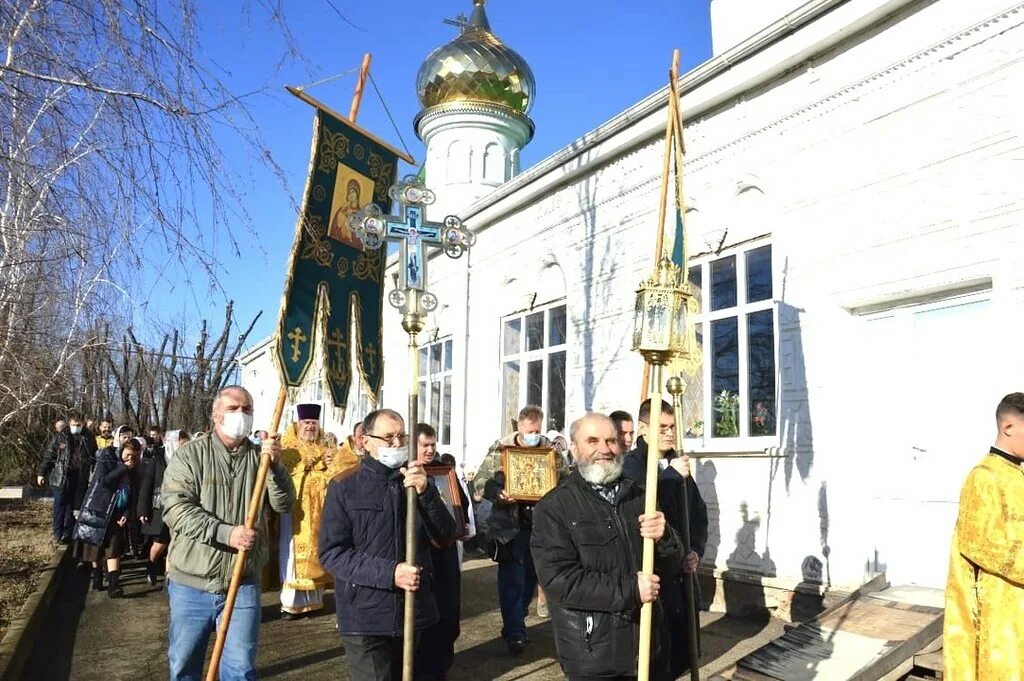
[915,650,943,674]
[714,587,943,681]
[846,614,943,681]
[877,657,914,681]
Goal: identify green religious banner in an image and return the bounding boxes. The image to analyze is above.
[276,105,404,409]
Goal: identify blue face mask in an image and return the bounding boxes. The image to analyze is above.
[250,436,262,447]
[522,433,542,447]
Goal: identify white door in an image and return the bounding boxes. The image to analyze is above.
[863,293,996,587]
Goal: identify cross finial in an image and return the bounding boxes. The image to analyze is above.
[442,13,471,33]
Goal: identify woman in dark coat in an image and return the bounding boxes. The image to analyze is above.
[72,434,142,597]
[137,428,189,585]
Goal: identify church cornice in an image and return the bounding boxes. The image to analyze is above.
[684,2,1024,171]
[459,0,1014,229]
[414,101,535,142]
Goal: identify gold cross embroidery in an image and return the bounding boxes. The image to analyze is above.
[326,328,348,382]
[287,327,308,363]
[363,343,377,375]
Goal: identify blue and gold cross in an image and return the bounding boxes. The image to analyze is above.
[349,175,475,319]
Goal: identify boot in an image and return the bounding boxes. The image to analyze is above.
[91,567,104,591]
[107,570,124,598]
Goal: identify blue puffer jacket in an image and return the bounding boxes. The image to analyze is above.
[318,457,457,636]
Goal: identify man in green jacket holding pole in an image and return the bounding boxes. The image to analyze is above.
[162,385,296,681]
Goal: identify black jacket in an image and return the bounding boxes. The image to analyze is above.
[623,437,708,559]
[318,457,457,637]
[38,431,95,490]
[137,450,167,535]
[531,471,684,678]
[73,447,134,547]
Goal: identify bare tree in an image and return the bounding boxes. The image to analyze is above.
[0,0,300,480]
[106,301,261,434]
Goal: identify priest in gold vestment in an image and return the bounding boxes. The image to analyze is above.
[944,392,1024,680]
[278,403,359,619]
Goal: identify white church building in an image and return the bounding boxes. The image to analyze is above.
[241,0,1024,606]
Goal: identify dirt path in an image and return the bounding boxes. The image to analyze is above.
[26,556,780,679]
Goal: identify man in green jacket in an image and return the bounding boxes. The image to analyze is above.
[162,385,295,681]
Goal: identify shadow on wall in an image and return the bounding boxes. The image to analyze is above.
[777,300,814,491]
[791,554,827,622]
[575,155,625,411]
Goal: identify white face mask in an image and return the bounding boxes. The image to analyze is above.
[522,432,542,447]
[376,446,408,469]
[221,412,254,441]
[69,425,83,435]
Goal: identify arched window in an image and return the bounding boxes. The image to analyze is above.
[483,143,506,184]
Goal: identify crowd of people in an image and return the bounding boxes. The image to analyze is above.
[34,389,1024,681]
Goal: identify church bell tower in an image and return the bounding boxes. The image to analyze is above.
[414,0,536,219]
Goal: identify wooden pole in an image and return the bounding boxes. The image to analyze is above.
[668,74,689,286]
[640,50,682,402]
[403,329,420,681]
[668,377,702,681]
[637,363,665,681]
[349,53,372,123]
[650,50,681,269]
[204,387,288,681]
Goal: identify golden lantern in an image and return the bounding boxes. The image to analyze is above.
[632,255,691,367]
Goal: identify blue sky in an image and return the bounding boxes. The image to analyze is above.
[144,0,713,353]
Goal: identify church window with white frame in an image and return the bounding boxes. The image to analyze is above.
[683,242,776,440]
[417,337,454,446]
[501,302,567,436]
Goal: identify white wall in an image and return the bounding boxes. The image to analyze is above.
[380,0,1024,590]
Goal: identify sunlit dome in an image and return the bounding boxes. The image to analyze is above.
[416,0,535,115]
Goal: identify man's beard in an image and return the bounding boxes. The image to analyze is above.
[578,456,624,485]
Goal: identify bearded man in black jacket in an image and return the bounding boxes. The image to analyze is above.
[532,413,683,681]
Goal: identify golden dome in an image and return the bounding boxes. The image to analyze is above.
[416,0,535,115]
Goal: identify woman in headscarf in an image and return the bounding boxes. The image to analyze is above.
[138,428,190,586]
[72,432,143,597]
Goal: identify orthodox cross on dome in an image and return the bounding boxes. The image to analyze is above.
[349,175,475,316]
[442,13,470,33]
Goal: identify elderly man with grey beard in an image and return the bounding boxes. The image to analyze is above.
[531,413,684,681]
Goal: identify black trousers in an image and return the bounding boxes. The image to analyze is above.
[342,634,421,681]
[567,676,637,681]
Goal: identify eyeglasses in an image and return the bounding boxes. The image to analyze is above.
[366,432,409,446]
[640,421,676,434]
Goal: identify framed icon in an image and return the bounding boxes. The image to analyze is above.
[501,447,558,502]
[424,463,468,539]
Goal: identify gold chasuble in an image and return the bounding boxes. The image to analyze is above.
[279,425,359,591]
[944,450,1024,680]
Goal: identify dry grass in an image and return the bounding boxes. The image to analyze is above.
[0,501,57,642]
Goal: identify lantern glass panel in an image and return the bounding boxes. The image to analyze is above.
[672,295,688,347]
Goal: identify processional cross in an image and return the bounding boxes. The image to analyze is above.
[349,175,473,681]
[349,175,475,321]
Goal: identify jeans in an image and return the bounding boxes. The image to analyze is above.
[497,527,537,642]
[50,483,75,541]
[167,580,261,681]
